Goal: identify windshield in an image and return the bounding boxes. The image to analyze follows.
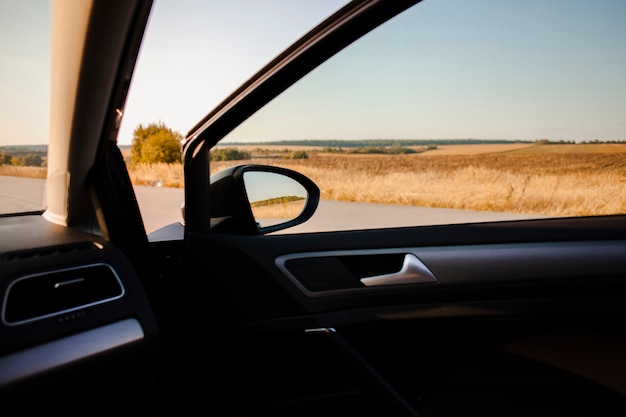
[0,1,51,215]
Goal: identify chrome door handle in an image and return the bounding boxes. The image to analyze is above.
[360,253,437,286]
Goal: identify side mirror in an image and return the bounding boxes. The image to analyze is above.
[209,164,320,235]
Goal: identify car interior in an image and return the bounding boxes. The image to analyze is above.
[1,1,625,416]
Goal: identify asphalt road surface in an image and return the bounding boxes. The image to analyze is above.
[0,176,47,213]
[1,177,546,234]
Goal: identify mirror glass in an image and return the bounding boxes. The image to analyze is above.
[243,171,308,228]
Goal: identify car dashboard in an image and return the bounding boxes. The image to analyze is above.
[0,214,158,407]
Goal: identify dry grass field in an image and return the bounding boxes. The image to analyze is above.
[0,165,46,179]
[250,200,306,221]
[3,143,625,217]
[206,143,626,217]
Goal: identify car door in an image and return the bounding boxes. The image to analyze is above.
[156,1,626,416]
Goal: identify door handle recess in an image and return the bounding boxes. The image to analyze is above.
[360,253,437,287]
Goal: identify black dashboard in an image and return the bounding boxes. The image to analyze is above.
[0,215,158,401]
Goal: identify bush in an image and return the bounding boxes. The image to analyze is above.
[20,153,44,166]
[131,122,182,164]
[283,150,308,159]
[0,152,11,165]
[210,147,251,161]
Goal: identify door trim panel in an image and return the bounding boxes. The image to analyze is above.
[275,240,626,298]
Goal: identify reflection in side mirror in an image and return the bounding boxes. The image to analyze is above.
[209,164,319,235]
[243,171,308,229]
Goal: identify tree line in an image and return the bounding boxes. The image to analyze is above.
[1,122,259,167]
[0,150,46,167]
[5,123,625,167]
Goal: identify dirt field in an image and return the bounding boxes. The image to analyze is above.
[417,143,535,155]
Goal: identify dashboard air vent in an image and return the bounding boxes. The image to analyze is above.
[2,263,124,325]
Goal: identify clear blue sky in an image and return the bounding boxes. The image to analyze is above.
[1,0,625,147]
[224,0,626,143]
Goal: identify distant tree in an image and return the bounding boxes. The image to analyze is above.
[0,152,11,165]
[210,147,251,161]
[283,150,309,159]
[386,146,416,155]
[21,153,44,166]
[131,122,182,164]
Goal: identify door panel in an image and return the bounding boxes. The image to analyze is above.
[176,215,626,416]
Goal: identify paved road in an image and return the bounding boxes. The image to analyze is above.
[286,200,544,234]
[0,176,47,212]
[1,177,545,234]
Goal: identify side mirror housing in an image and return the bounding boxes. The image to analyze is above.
[209,164,320,235]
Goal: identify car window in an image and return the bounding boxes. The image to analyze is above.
[0,1,51,215]
[219,0,626,233]
[119,0,350,234]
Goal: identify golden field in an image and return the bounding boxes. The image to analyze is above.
[204,142,626,217]
[250,200,306,220]
[3,143,625,217]
[0,165,47,179]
